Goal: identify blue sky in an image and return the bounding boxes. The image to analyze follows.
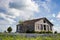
[0,0,60,32]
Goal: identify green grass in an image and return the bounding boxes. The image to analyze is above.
[0,33,60,40]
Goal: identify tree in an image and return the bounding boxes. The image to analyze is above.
[54,31,57,34]
[7,27,12,33]
[4,30,7,33]
[19,20,23,24]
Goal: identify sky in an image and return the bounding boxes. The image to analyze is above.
[0,0,60,33]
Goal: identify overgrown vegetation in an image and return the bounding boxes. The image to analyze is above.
[0,33,60,40]
[26,30,53,34]
[39,31,52,34]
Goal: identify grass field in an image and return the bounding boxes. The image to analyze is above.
[0,33,60,40]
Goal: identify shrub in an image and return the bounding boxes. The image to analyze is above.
[26,30,35,33]
[54,31,57,34]
[39,31,46,34]
[7,27,12,33]
[39,31,53,34]
[4,31,7,33]
[46,31,52,34]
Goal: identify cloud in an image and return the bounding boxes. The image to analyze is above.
[53,26,60,33]
[0,13,16,24]
[56,12,60,19]
[0,21,16,32]
[0,0,39,23]
[52,14,56,17]
[0,0,12,13]
[8,8,35,20]
[41,2,50,13]
[8,0,40,20]
[0,20,11,32]
[50,19,54,22]
[0,0,39,32]
[35,0,51,13]
[9,0,39,12]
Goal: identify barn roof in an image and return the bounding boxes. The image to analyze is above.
[17,18,53,26]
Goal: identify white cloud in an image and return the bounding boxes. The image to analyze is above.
[50,19,54,22]
[8,0,39,20]
[0,20,12,32]
[0,0,12,11]
[34,0,51,14]
[0,13,16,24]
[0,0,39,24]
[52,14,56,17]
[8,8,20,17]
[53,26,60,33]
[41,2,50,13]
[0,0,39,32]
[56,12,60,19]
[8,8,35,20]
[9,0,39,12]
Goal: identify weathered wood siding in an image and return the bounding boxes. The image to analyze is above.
[35,19,53,32]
